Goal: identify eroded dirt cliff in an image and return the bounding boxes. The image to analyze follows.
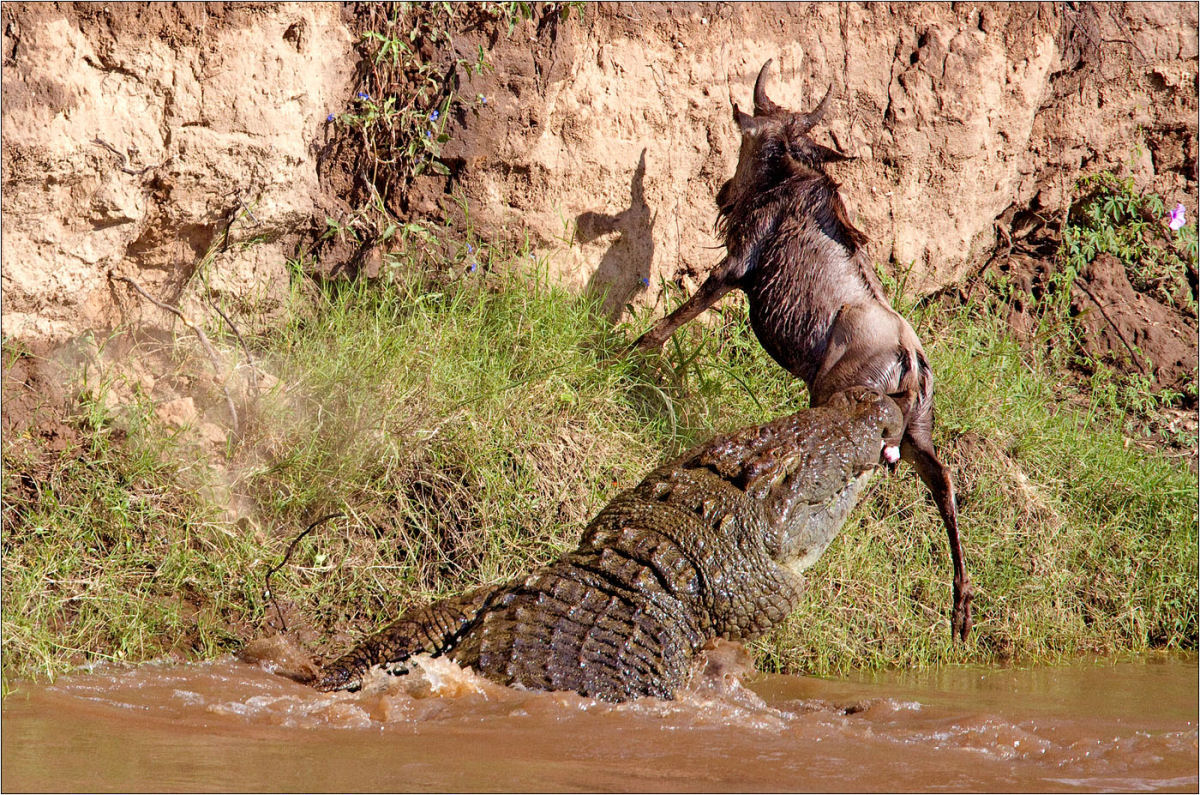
[1,2,1196,408]
[2,2,355,344]
[426,3,1197,315]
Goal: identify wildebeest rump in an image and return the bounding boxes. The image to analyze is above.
[634,60,973,641]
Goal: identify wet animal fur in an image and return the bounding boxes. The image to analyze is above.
[634,60,973,640]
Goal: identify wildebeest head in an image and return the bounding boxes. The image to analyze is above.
[717,59,851,218]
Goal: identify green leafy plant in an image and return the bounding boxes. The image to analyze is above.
[328,5,488,190]
[1056,172,1195,312]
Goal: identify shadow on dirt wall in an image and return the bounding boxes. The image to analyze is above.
[578,149,656,321]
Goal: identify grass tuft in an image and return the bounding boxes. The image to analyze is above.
[3,236,1195,690]
[758,303,1197,675]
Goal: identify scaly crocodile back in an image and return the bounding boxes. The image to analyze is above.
[315,388,900,700]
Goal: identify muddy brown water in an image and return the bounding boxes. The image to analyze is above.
[2,653,1196,793]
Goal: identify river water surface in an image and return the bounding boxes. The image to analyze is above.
[3,652,1196,792]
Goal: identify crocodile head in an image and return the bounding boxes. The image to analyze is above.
[694,386,903,574]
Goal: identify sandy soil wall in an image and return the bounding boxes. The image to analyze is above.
[2,2,1196,345]
[432,3,1196,315]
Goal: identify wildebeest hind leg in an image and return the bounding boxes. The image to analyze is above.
[900,434,973,642]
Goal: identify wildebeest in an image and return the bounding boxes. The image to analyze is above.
[634,60,973,641]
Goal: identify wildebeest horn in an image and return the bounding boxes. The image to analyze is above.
[753,59,780,116]
[797,84,835,134]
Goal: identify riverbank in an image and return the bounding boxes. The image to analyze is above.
[3,231,1195,692]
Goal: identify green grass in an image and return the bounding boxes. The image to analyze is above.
[3,238,1196,692]
[1,388,248,688]
[759,302,1197,674]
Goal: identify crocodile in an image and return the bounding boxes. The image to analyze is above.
[314,387,902,701]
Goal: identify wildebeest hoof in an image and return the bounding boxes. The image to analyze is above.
[952,578,974,642]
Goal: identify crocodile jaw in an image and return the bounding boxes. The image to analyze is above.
[782,469,875,578]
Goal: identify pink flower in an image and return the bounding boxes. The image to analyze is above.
[1168,203,1186,231]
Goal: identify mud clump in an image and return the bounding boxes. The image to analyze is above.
[237,634,321,684]
[1070,253,1198,396]
[1,348,83,540]
[1,349,78,460]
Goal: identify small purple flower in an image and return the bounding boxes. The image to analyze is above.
[1169,203,1186,231]
[480,96,488,105]
[468,262,478,272]
[466,244,474,253]
[640,277,650,287]
[429,110,440,122]
[356,91,370,101]
[425,130,432,139]
[326,113,335,122]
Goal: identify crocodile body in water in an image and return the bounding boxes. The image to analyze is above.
[315,387,902,701]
